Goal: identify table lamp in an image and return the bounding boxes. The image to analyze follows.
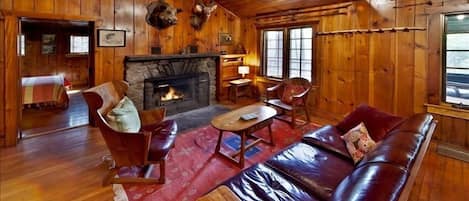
[238,66,249,78]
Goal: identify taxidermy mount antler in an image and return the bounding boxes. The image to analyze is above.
[190,0,217,30]
[146,0,182,29]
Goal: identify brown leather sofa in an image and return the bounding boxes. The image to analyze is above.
[218,104,436,201]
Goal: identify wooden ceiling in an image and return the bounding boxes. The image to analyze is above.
[216,0,352,17]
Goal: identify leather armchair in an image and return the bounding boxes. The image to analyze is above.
[265,77,313,128]
[83,81,177,186]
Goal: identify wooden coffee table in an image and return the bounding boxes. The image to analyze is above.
[211,105,277,168]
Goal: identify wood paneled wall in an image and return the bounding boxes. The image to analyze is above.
[21,21,90,87]
[0,17,4,144]
[0,0,241,146]
[241,0,467,118]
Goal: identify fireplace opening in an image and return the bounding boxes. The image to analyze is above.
[160,86,184,102]
[144,73,209,115]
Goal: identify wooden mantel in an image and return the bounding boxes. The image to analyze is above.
[125,53,221,62]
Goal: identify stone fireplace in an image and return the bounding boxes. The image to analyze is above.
[124,54,218,115]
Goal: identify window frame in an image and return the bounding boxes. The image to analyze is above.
[261,25,315,82]
[69,34,89,55]
[442,13,469,104]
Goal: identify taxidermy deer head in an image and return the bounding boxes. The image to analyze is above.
[146,0,182,29]
[190,0,218,30]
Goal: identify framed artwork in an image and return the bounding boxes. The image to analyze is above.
[97,29,126,47]
[219,33,233,46]
[41,34,56,54]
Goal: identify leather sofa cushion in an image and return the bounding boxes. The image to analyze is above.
[357,114,433,169]
[331,163,408,201]
[336,104,403,142]
[223,163,320,201]
[357,131,423,169]
[388,113,433,136]
[266,143,354,200]
[302,125,351,160]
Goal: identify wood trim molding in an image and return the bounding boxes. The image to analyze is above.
[425,104,469,121]
[3,15,19,146]
[425,4,469,15]
[0,10,101,22]
[255,20,320,30]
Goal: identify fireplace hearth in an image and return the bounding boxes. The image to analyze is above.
[144,73,209,115]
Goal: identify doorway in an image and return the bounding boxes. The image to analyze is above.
[19,18,94,138]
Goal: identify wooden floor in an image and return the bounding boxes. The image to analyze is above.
[1,104,468,201]
[21,91,89,138]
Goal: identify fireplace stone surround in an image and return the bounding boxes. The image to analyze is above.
[124,54,219,113]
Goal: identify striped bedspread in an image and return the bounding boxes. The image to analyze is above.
[22,75,69,108]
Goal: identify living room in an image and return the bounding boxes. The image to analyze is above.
[0,0,468,201]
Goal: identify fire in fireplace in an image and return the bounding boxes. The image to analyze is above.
[161,86,184,101]
[144,73,209,115]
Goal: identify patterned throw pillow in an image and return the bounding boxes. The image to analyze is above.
[341,122,377,164]
[105,96,141,133]
[281,84,306,105]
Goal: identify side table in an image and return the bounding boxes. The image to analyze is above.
[229,79,252,103]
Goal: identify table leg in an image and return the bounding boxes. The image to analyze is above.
[239,132,246,168]
[268,124,275,146]
[215,130,223,153]
[234,86,238,103]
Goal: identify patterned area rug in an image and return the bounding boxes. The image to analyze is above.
[114,119,319,201]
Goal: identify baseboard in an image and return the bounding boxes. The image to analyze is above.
[437,143,469,162]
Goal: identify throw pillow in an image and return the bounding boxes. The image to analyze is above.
[336,104,403,142]
[105,96,141,133]
[281,84,306,105]
[341,122,377,164]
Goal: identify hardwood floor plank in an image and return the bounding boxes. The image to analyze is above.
[1,115,468,201]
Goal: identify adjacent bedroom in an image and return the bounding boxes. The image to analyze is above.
[19,18,93,138]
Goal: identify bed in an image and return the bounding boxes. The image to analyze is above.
[22,75,69,109]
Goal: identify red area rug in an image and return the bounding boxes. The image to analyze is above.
[114,120,319,201]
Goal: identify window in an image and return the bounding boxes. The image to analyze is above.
[264,30,283,78]
[70,35,89,54]
[444,14,469,105]
[17,34,25,56]
[263,26,313,81]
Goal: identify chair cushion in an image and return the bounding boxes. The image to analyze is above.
[336,104,403,142]
[148,120,178,161]
[265,99,293,111]
[302,125,351,160]
[266,143,354,200]
[281,84,306,105]
[341,123,377,164]
[105,96,141,132]
[222,163,321,201]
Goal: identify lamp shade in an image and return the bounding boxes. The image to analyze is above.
[238,66,249,75]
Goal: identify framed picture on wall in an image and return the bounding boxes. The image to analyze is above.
[41,34,56,54]
[97,29,126,47]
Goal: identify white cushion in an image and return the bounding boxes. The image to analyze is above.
[105,96,141,133]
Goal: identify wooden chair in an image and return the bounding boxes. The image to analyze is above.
[82,80,177,186]
[265,77,312,128]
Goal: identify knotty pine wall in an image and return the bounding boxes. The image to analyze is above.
[241,0,457,118]
[241,0,469,149]
[0,0,241,146]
